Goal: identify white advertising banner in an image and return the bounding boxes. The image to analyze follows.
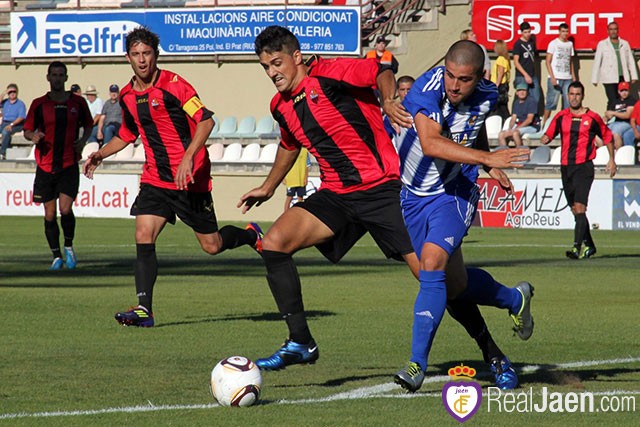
[0,173,139,218]
[475,178,613,230]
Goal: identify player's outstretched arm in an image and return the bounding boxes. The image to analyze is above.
[415,113,529,168]
[238,145,300,214]
[378,69,412,129]
[83,136,129,179]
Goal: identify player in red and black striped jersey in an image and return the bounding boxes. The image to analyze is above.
[542,81,616,259]
[83,27,259,327]
[239,27,520,375]
[23,61,94,271]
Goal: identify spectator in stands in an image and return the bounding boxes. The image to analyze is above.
[283,147,310,212]
[541,81,616,260]
[604,81,637,149]
[83,27,260,327]
[490,39,511,121]
[23,61,93,270]
[365,35,399,74]
[97,84,122,146]
[498,82,539,147]
[0,83,27,160]
[591,21,637,108]
[629,97,640,147]
[460,29,491,80]
[84,84,103,143]
[542,23,575,129]
[70,84,81,96]
[513,22,542,107]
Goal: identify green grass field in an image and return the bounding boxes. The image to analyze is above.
[1,216,639,426]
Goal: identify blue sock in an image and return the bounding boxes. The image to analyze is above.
[458,268,522,314]
[410,270,447,371]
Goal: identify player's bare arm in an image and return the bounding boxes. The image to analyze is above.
[83,136,129,179]
[23,129,45,144]
[415,113,530,168]
[73,123,93,154]
[175,117,214,190]
[238,145,300,213]
[379,69,412,128]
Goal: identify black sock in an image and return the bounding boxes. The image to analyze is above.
[135,243,157,312]
[60,212,75,247]
[583,217,594,247]
[574,213,588,248]
[261,250,312,344]
[219,225,256,251]
[447,299,504,363]
[44,219,62,259]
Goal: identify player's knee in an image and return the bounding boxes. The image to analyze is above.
[200,240,223,255]
[261,229,289,253]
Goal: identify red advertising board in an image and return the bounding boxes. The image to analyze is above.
[472,0,640,51]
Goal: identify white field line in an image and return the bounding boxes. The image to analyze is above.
[1,357,639,420]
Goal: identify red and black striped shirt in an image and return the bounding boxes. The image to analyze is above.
[119,69,214,192]
[544,108,612,166]
[272,57,400,194]
[23,93,92,173]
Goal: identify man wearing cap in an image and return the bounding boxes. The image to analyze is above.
[498,82,540,147]
[0,83,27,160]
[365,35,399,74]
[84,84,103,143]
[592,21,637,108]
[604,81,637,148]
[70,84,81,96]
[98,84,122,146]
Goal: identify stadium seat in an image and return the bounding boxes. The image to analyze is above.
[5,147,30,160]
[258,143,278,163]
[207,142,224,161]
[615,145,636,165]
[234,116,257,139]
[221,142,242,161]
[255,115,277,138]
[114,143,135,161]
[593,145,611,165]
[523,112,556,142]
[131,143,145,162]
[527,145,551,165]
[16,145,36,161]
[81,142,100,161]
[485,115,503,140]
[548,147,562,165]
[209,116,220,139]
[57,0,122,7]
[217,116,238,138]
[240,143,261,162]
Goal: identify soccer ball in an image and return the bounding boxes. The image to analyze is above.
[210,356,262,407]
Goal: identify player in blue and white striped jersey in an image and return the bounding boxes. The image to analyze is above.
[393,40,534,393]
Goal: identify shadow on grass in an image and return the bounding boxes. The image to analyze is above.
[156,310,336,328]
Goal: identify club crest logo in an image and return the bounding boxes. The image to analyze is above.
[442,364,482,423]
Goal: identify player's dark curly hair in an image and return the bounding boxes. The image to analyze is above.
[254,26,300,56]
[47,60,67,75]
[126,26,160,57]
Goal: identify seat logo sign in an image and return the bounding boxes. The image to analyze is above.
[486,6,515,43]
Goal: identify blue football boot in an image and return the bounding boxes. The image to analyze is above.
[490,356,519,390]
[256,338,319,371]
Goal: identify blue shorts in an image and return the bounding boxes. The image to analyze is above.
[400,182,479,258]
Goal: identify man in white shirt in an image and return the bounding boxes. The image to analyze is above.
[591,21,638,108]
[84,84,104,143]
[542,23,575,127]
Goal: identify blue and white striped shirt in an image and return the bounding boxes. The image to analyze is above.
[393,66,497,196]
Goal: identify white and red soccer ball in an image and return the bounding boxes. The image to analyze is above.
[210,356,262,407]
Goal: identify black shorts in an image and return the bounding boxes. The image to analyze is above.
[286,186,306,198]
[130,184,219,234]
[296,179,413,263]
[561,162,594,206]
[33,165,80,203]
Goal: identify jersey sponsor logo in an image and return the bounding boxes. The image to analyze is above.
[183,96,204,117]
[136,96,148,104]
[293,91,306,105]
